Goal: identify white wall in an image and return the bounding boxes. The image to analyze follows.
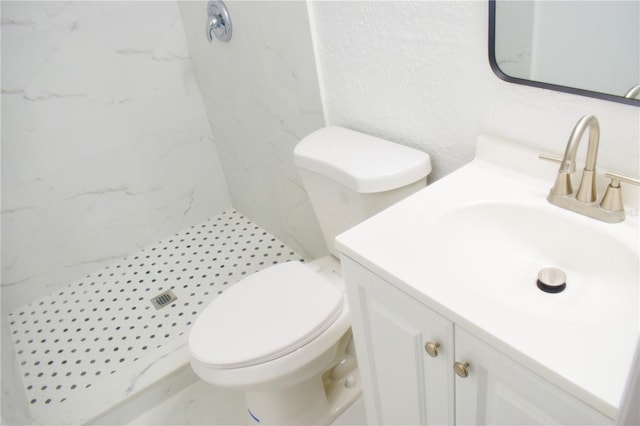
[1,1,231,313]
[310,1,639,182]
[178,1,326,259]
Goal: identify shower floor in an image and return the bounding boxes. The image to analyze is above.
[8,209,304,424]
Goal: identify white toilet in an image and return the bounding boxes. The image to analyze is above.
[188,126,431,425]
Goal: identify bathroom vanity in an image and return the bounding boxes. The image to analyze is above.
[336,135,639,425]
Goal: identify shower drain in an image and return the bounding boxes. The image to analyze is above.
[150,290,178,310]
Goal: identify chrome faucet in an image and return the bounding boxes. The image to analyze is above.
[542,115,639,223]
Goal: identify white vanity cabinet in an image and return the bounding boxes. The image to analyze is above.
[344,257,455,425]
[342,258,614,426]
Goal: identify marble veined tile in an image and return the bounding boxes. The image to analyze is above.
[177,1,327,260]
[1,1,231,312]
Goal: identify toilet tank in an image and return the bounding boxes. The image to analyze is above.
[294,126,432,257]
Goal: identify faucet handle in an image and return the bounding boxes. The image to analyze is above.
[605,171,640,186]
[600,171,640,213]
[539,154,574,196]
[538,154,563,163]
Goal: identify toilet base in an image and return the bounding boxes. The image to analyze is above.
[245,367,361,425]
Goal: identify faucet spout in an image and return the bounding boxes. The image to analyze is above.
[560,115,599,173]
[552,115,600,202]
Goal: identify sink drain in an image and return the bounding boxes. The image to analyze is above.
[537,268,566,293]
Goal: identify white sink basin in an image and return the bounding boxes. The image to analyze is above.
[423,201,639,325]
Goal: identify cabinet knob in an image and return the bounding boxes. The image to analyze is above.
[424,341,440,357]
[454,361,470,378]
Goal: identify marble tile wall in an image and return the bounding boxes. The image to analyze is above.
[177,1,327,260]
[1,1,231,313]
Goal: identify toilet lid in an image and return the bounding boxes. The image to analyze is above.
[189,261,344,369]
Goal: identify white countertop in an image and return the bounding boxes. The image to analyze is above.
[336,135,639,419]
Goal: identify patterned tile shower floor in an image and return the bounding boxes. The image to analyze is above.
[8,209,304,422]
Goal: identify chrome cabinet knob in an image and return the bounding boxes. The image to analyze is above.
[454,361,470,378]
[424,341,440,358]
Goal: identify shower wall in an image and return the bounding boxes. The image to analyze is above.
[1,1,231,314]
[177,1,326,260]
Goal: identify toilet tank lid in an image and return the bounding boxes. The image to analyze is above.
[294,126,432,193]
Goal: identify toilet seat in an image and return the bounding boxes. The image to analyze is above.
[189,261,344,369]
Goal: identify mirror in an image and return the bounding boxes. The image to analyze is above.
[489,0,640,106]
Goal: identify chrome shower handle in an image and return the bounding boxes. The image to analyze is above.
[206,0,232,43]
[206,15,220,42]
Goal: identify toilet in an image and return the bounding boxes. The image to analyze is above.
[188,126,432,425]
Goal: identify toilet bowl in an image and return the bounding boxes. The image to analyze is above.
[190,256,358,424]
[188,126,432,425]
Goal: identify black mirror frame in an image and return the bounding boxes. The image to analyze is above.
[488,0,639,107]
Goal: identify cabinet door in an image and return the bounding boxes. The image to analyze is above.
[454,327,613,425]
[342,259,455,425]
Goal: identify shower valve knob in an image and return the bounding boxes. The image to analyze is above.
[206,0,232,43]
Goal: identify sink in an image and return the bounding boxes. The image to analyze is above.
[335,134,640,416]
[422,201,639,325]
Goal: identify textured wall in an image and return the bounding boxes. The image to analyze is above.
[1,1,231,313]
[310,1,639,181]
[178,1,326,260]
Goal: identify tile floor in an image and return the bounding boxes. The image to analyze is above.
[6,207,368,425]
[7,209,304,424]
